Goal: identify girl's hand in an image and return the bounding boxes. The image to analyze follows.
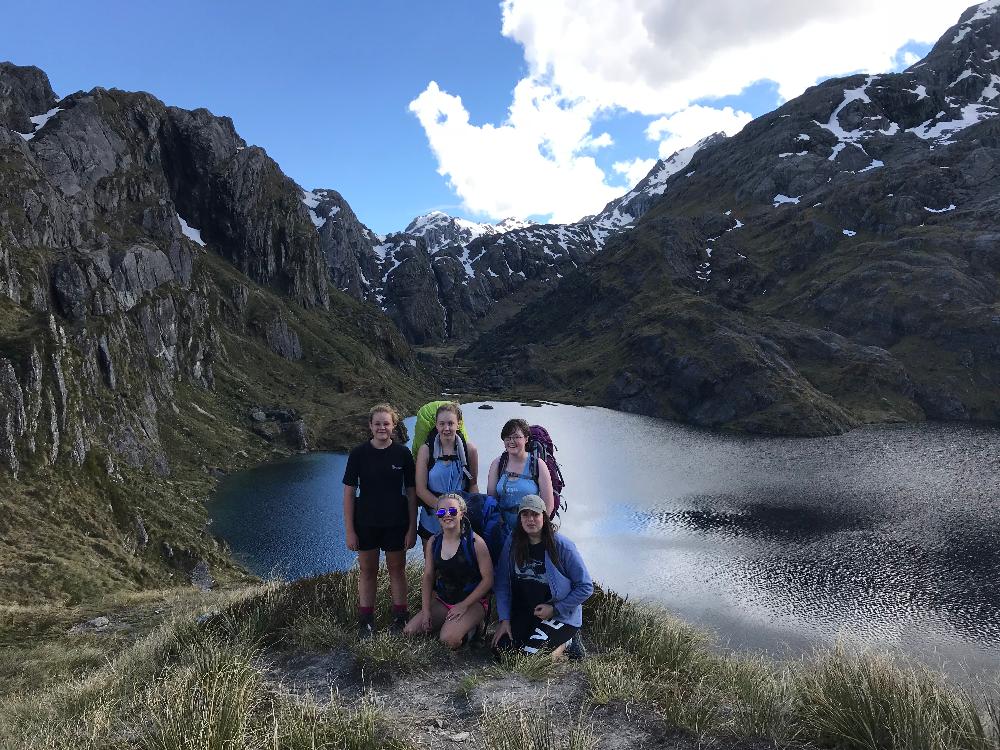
[446,602,469,621]
[405,528,417,550]
[420,608,433,633]
[345,530,360,551]
[533,603,555,621]
[492,620,512,647]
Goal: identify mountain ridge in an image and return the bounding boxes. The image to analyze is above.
[463,0,1000,436]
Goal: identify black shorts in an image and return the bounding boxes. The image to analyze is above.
[355,524,408,552]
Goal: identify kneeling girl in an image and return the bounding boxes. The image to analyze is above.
[492,494,593,657]
[404,493,494,649]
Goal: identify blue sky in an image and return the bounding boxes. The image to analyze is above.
[3,1,967,234]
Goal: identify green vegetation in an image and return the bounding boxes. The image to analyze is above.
[3,569,996,750]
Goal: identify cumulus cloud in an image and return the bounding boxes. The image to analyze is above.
[500,0,972,108]
[410,0,973,221]
[645,105,754,157]
[613,157,658,187]
[409,80,623,223]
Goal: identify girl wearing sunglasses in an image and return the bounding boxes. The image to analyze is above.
[492,494,592,659]
[403,493,494,648]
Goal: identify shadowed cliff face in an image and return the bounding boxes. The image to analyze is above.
[464,3,1000,436]
[0,63,429,600]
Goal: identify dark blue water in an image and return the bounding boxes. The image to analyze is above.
[208,401,1000,675]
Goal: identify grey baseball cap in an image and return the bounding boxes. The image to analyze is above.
[518,494,546,515]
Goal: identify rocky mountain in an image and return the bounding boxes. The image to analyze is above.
[466,1,1000,436]
[309,139,724,344]
[0,63,427,600]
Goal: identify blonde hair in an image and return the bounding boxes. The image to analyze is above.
[436,492,467,514]
[368,403,400,425]
[435,401,464,424]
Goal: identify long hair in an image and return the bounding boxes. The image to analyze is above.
[512,511,559,570]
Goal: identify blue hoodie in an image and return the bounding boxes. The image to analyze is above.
[495,532,593,628]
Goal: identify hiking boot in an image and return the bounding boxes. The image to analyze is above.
[390,612,408,633]
[358,617,376,640]
[566,630,587,660]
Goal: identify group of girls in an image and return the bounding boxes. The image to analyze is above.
[342,402,593,657]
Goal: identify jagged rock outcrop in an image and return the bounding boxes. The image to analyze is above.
[466,1,1000,436]
[308,140,724,345]
[0,62,56,133]
[306,188,382,300]
[0,62,418,478]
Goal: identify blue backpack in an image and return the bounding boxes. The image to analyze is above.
[462,492,508,565]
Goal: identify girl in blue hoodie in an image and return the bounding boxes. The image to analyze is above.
[492,494,593,658]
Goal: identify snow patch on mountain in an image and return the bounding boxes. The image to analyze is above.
[908,104,997,143]
[177,215,206,247]
[17,106,62,140]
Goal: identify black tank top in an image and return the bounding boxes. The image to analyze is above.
[434,534,481,605]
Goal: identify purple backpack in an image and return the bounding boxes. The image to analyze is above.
[528,425,566,516]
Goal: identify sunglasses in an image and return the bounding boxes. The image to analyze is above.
[435,507,460,517]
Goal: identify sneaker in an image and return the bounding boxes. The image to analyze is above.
[566,630,587,660]
[358,617,376,640]
[390,612,408,633]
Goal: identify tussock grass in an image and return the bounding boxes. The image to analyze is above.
[140,637,263,750]
[352,630,440,677]
[4,568,1000,750]
[584,586,713,681]
[488,650,560,681]
[481,701,595,750]
[796,648,1000,750]
[0,579,412,750]
[582,650,651,705]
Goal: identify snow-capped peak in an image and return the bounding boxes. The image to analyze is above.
[402,212,533,254]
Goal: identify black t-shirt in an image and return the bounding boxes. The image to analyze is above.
[512,541,551,615]
[342,441,416,528]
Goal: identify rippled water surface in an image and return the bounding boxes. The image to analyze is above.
[209,402,1000,674]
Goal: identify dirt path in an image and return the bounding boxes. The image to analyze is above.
[264,643,771,750]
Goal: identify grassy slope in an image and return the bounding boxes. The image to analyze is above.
[1,567,996,750]
[0,249,432,605]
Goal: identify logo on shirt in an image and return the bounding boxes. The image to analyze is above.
[392,465,402,471]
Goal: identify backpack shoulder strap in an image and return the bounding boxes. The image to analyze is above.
[454,433,473,487]
[497,451,509,475]
[461,524,478,569]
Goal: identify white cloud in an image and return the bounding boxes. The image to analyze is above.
[613,157,658,187]
[645,105,753,157]
[410,0,974,222]
[409,80,623,223]
[500,0,972,108]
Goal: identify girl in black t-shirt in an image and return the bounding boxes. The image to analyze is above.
[342,404,417,637]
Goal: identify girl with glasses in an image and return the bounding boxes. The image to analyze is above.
[415,402,480,544]
[403,493,494,648]
[486,418,554,531]
[492,494,592,658]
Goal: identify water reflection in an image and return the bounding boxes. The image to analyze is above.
[209,402,1000,675]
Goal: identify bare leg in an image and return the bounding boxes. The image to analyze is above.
[357,549,380,608]
[403,598,448,636]
[439,602,487,650]
[385,549,408,608]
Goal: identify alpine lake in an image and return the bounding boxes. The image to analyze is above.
[208,401,1000,679]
